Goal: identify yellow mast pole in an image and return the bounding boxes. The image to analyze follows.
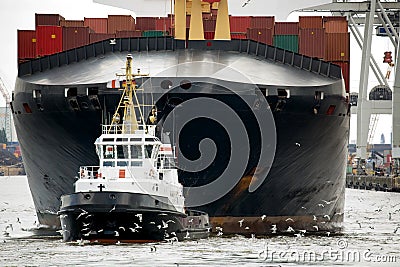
[189,0,205,40]
[174,0,187,40]
[214,0,231,40]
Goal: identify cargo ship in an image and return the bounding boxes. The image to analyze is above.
[13,6,350,235]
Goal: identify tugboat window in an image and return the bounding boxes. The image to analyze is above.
[104,145,114,159]
[103,161,115,167]
[145,145,153,158]
[131,145,142,158]
[116,145,128,159]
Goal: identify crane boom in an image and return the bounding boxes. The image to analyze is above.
[0,77,12,142]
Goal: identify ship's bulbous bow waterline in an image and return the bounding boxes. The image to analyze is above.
[13,38,349,234]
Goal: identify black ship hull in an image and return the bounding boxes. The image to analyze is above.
[13,38,349,234]
[59,192,209,242]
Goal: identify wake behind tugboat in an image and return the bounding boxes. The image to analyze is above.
[58,54,210,243]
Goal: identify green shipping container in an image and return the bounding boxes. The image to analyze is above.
[273,35,299,53]
[142,30,165,37]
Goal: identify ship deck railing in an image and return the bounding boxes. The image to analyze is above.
[102,124,156,136]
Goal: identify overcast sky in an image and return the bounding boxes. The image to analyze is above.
[0,0,394,143]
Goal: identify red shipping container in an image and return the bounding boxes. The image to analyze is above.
[136,17,157,31]
[156,17,173,31]
[36,26,63,57]
[299,16,323,29]
[18,30,37,59]
[35,14,65,27]
[89,33,116,43]
[299,28,325,59]
[203,19,216,32]
[332,61,350,93]
[108,15,135,34]
[62,26,90,51]
[324,20,348,33]
[84,18,108,33]
[324,33,350,61]
[231,33,247,39]
[250,16,275,29]
[116,30,142,38]
[204,31,215,40]
[275,22,299,35]
[230,16,251,33]
[60,20,84,27]
[246,28,273,45]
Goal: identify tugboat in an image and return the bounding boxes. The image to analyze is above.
[58,54,210,243]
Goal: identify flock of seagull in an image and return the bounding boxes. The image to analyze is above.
[1,194,400,243]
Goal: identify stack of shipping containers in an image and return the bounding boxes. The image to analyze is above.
[273,22,299,53]
[323,17,350,93]
[18,11,350,92]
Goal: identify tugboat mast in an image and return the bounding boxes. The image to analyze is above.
[109,54,147,134]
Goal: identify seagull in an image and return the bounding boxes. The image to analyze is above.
[76,210,88,220]
[171,232,176,236]
[98,229,104,233]
[119,226,126,231]
[295,143,301,147]
[216,231,223,236]
[184,231,190,239]
[162,220,168,229]
[294,233,302,238]
[286,226,294,232]
[394,226,400,233]
[356,222,362,228]
[109,205,116,212]
[313,225,319,231]
[133,223,142,229]
[135,214,143,222]
[313,215,317,221]
[114,231,119,237]
[149,222,155,224]
[238,219,244,227]
[318,203,325,208]
[285,218,294,222]
[16,218,21,224]
[271,224,277,233]
[299,229,306,234]
[245,226,250,230]
[322,200,332,205]
[129,228,138,233]
[326,231,330,237]
[157,225,162,229]
[301,207,307,210]
[215,227,223,231]
[5,224,13,231]
[188,218,193,223]
[242,0,251,7]
[261,215,266,221]
[166,220,175,224]
[323,215,331,221]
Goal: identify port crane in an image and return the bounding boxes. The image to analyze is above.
[0,76,11,143]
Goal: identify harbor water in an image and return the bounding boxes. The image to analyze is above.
[0,176,399,266]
